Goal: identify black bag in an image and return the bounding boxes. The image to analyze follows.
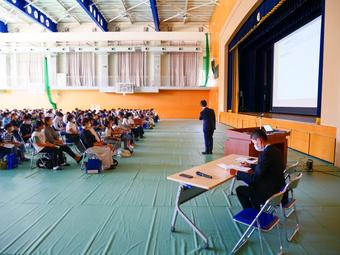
[112,158,119,167]
[36,156,53,169]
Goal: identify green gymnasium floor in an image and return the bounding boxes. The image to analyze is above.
[1,120,340,255]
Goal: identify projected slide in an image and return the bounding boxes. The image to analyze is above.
[272,16,322,114]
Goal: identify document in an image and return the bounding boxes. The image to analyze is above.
[235,157,258,164]
[217,163,251,172]
[3,144,15,149]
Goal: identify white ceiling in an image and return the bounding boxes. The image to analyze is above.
[0,0,218,29]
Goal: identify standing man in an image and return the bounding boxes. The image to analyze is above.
[199,100,216,155]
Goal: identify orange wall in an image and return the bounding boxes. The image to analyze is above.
[209,0,237,65]
[0,90,210,119]
[209,0,238,116]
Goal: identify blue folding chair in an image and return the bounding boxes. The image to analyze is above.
[231,187,288,254]
[282,172,302,241]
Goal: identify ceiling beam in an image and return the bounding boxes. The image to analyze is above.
[161,0,218,23]
[0,32,206,43]
[183,0,189,24]
[3,0,58,32]
[55,0,81,24]
[0,20,8,32]
[120,0,133,24]
[149,0,160,31]
[108,1,148,23]
[75,0,108,32]
[57,4,78,23]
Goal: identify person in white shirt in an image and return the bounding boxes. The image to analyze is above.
[31,120,63,170]
[52,112,65,132]
[65,114,84,152]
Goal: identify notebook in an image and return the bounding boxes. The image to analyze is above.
[235,157,258,164]
[217,163,251,172]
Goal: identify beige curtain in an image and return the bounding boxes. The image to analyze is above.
[169,51,198,87]
[117,51,145,87]
[7,53,44,88]
[66,52,96,87]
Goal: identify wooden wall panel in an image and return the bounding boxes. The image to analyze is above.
[309,134,335,162]
[219,112,337,162]
[290,129,310,154]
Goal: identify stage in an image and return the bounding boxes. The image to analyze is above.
[240,112,317,124]
[219,111,336,163]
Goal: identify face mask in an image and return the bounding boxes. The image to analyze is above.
[254,143,264,152]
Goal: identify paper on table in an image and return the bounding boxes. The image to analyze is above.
[3,143,15,149]
[217,163,251,172]
[235,157,258,164]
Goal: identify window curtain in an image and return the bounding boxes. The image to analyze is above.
[66,52,96,87]
[117,51,145,87]
[7,53,44,88]
[169,51,198,87]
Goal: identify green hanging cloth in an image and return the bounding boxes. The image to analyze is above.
[43,57,57,110]
[202,33,210,87]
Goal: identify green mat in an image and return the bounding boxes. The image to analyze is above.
[0,120,340,254]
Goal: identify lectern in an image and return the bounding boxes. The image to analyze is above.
[224,128,290,165]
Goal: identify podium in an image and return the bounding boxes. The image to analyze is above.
[224,128,290,165]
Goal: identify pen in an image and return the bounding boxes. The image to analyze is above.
[196,171,212,179]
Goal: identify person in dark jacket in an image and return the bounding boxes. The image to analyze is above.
[199,100,216,154]
[236,129,286,209]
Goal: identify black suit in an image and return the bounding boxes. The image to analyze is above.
[236,144,286,209]
[199,107,216,153]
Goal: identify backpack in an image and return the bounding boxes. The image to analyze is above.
[7,153,18,169]
[36,156,53,169]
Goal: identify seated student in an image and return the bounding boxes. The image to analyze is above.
[102,117,123,153]
[235,129,286,210]
[127,113,144,139]
[65,114,84,153]
[44,117,82,164]
[2,112,11,127]
[80,118,115,170]
[114,116,134,152]
[19,115,33,143]
[0,136,12,159]
[52,112,66,133]
[2,123,29,161]
[31,120,63,171]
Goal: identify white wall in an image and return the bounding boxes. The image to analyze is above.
[321,0,340,166]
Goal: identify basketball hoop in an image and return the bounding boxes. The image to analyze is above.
[116,83,134,95]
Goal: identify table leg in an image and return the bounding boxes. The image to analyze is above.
[224,177,236,207]
[170,185,209,249]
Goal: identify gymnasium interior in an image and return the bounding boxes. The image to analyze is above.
[0,0,340,254]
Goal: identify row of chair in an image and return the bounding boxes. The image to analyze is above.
[230,162,302,254]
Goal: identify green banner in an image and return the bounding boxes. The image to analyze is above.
[202,33,210,87]
[43,57,57,110]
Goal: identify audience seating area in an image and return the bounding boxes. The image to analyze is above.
[0,108,159,171]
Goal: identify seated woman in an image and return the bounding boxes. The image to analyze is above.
[65,114,84,153]
[113,116,134,153]
[2,123,29,161]
[103,116,122,153]
[44,117,82,164]
[19,115,33,143]
[31,120,63,171]
[0,136,12,160]
[127,113,144,139]
[80,118,115,170]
